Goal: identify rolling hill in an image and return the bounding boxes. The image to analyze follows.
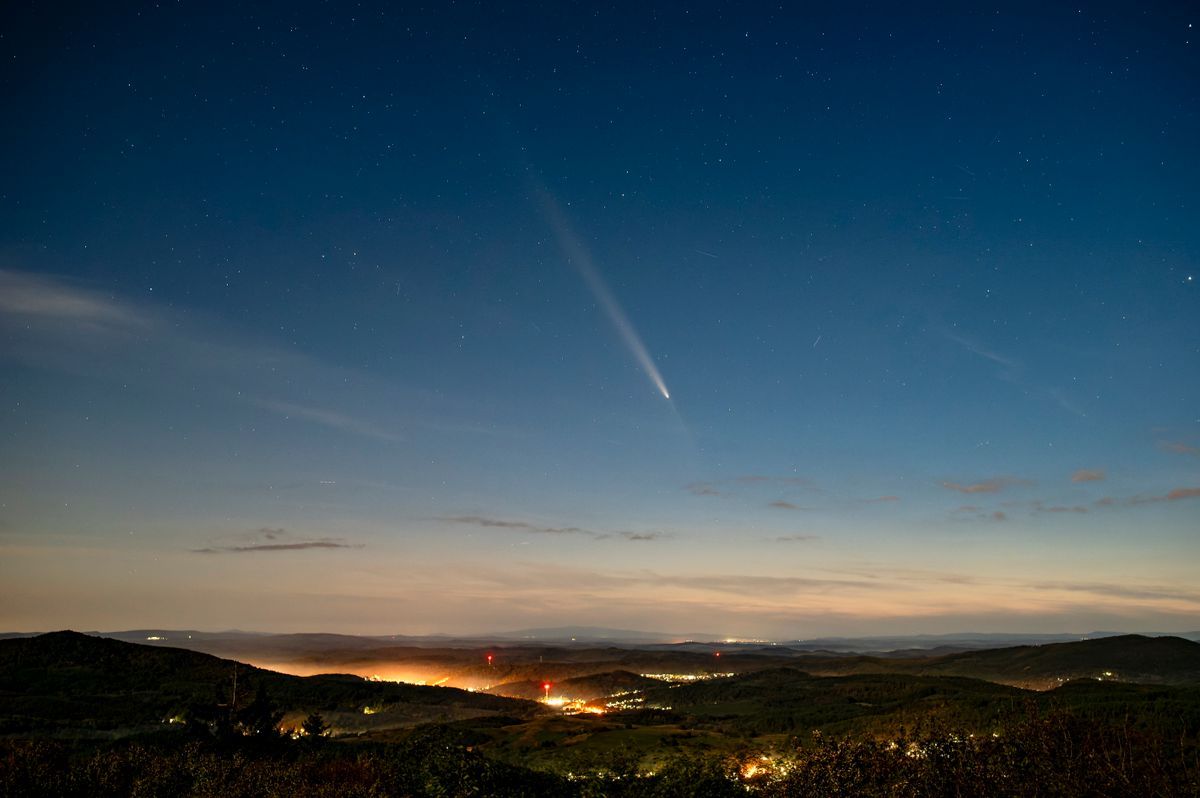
[913,634,1200,689]
[0,631,535,737]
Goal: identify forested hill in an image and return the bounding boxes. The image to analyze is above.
[0,631,533,736]
[916,634,1200,689]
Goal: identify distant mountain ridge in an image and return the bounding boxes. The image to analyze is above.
[480,626,723,643]
[4,627,1198,650]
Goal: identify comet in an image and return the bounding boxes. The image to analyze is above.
[538,188,672,400]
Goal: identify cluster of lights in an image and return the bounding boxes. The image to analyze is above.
[604,695,645,711]
[741,755,779,779]
[536,682,606,714]
[639,672,735,682]
[528,668,742,718]
[367,674,426,686]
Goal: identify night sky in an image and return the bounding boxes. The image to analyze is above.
[1,2,1197,637]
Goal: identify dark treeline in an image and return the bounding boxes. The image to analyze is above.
[2,710,1198,798]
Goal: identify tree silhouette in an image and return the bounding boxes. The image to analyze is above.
[236,684,283,738]
[300,711,330,738]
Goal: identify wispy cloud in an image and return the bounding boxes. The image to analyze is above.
[441,515,588,535]
[1024,580,1200,603]
[441,515,664,542]
[1158,441,1199,456]
[610,531,666,542]
[686,475,812,497]
[941,477,1030,494]
[1033,502,1088,514]
[952,505,1011,522]
[193,539,361,554]
[655,571,881,596]
[274,561,1200,635]
[1090,486,1200,508]
[0,269,517,446]
[689,477,892,511]
[252,398,405,444]
[941,329,1087,419]
[774,534,819,543]
[0,269,151,332]
[192,527,361,554]
[1070,468,1106,483]
[739,475,810,486]
[820,566,1200,607]
[942,330,1019,371]
[1049,387,1088,419]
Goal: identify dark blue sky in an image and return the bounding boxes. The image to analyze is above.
[1,1,1197,636]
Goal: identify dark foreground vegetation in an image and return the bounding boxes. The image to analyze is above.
[2,709,1198,798]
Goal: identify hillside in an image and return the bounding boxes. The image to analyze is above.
[490,669,661,701]
[917,634,1200,689]
[636,666,1030,735]
[0,631,535,737]
[755,635,1200,690]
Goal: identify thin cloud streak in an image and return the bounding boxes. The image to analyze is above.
[440,515,588,535]
[1027,581,1200,604]
[610,531,666,542]
[0,269,150,331]
[426,563,1200,624]
[1034,502,1088,514]
[0,269,517,447]
[685,476,812,497]
[252,398,405,444]
[950,506,1008,522]
[1071,468,1106,483]
[440,515,665,541]
[1090,486,1200,507]
[739,475,811,486]
[941,329,1086,419]
[942,330,1019,370]
[193,539,361,554]
[941,477,1031,494]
